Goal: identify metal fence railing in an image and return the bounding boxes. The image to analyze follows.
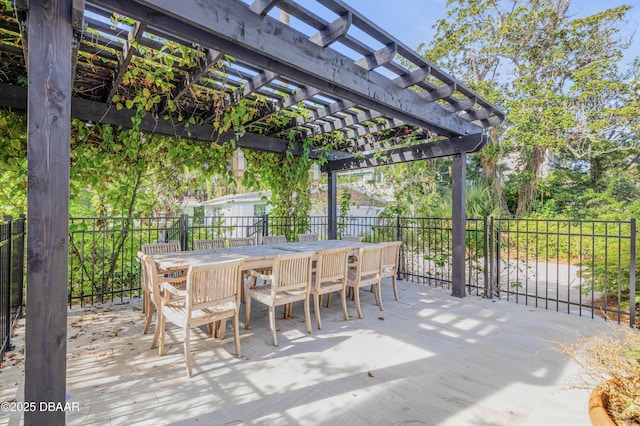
[19,214,635,327]
[1,215,26,365]
[485,218,637,326]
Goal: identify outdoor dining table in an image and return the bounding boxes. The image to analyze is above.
[149,239,370,274]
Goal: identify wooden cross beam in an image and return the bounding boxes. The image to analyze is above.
[95,0,480,137]
[324,133,487,172]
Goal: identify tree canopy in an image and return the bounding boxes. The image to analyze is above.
[398,0,640,218]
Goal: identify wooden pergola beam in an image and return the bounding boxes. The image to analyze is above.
[324,133,487,172]
[95,0,480,137]
[107,20,147,101]
[249,0,282,16]
[163,48,225,113]
[71,0,86,85]
[0,83,329,159]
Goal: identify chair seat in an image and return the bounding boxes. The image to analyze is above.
[163,301,236,327]
[347,270,378,285]
[249,284,307,305]
[311,278,345,294]
[381,266,395,277]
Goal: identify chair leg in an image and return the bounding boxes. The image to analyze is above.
[392,276,399,301]
[375,282,384,311]
[143,302,154,335]
[233,311,241,358]
[304,297,312,334]
[313,294,322,330]
[184,326,193,378]
[283,303,293,319]
[158,313,167,356]
[353,286,363,319]
[326,292,332,308]
[217,319,227,339]
[142,291,147,314]
[151,310,162,349]
[269,306,278,346]
[340,289,349,320]
[244,294,252,330]
[240,274,246,304]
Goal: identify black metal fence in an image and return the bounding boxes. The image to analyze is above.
[483,218,637,326]
[67,215,334,304]
[3,214,635,362]
[1,215,26,364]
[60,215,640,327]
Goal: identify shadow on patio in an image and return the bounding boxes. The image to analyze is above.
[1,278,606,425]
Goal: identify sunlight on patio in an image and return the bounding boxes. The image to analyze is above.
[0,278,608,425]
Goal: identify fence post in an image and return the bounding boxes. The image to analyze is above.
[11,214,27,319]
[484,216,491,299]
[630,219,636,327]
[263,214,269,237]
[15,215,25,319]
[396,215,403,280]
[180,214,189,251]
[3,216,14,353]
[495,223,501,298]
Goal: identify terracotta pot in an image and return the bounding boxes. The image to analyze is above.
[588,383,616,426]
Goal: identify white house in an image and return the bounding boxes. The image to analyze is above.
[198,183,389,240]
[200,191,271,217]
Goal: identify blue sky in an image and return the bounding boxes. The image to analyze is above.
[340,0,639,68]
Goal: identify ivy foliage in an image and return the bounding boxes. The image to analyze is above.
[0,9,326,219]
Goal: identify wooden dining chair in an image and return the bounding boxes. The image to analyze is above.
[379,241,403,301]
[340,235,363,268]
[310,247,350,329]
[138,253,185,348]
[346,244,384,319]
[228,236,256,247]
[140,242,184,314]
[141,241,182,255]
[193,238,225,250]
[298,233,319,242]
[158,259,244,378]
[245,252,314,346]
[262,235,287,244]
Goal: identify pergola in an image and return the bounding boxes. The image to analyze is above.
[0,0,504,423]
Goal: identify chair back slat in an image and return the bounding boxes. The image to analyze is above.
[358,245,384,277]
[297,233,319,242]
[381,241,402,271]
[341,235,363,242]
[316,248,349,285]
[140,253,162,306]
[141,241,181,255]
[262,235,287,244]
[186,261,243,312]
[228,237,256,247]
[272,252,313,293]
[193,238,225,250]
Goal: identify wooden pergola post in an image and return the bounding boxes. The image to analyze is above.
[451,152,466,298]
[327,170,338,240]
[24,0,72,424]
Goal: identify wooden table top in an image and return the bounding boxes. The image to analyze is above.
[150,239,370,272]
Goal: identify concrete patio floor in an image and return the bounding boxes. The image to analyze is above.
[1,279,611,425]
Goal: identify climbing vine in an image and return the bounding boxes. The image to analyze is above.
[0,7,336,221]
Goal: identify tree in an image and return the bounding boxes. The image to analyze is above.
[424,0,636,216]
